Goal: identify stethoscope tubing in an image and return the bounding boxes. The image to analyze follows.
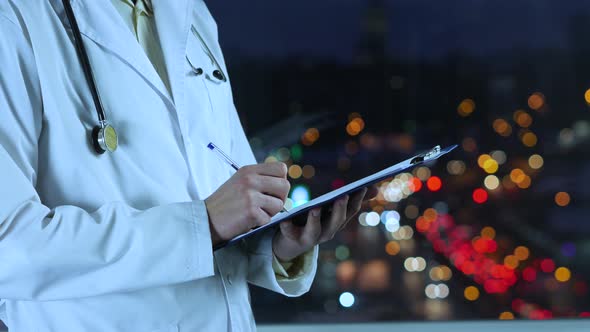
[61,0,108,127]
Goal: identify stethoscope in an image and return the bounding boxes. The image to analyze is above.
[61,0,227,154]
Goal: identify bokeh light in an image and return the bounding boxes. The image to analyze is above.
[447,160,466,175]
[346,116,365,136]
[472,188,488,204]
[510,168,526,184]
[290,185,310,207]
[405,205,419,219]
[490,150,507,165]
[385,241,401,256]
[499,312,515,320]
[481,226,496,239]
[528,154,544,169]
[339,292,355,308]
[555,192,571,207]
[504,255,519,269]
[415,167,431,181]
[288,164,303,179]
[493,119,512,137]
[483,159,499,174]
[366,212,380,226]
[477,154,492,168]
[514,110,533,128]
[265,155,278,163]
[484,175,500,190]
[464,286,480,301]
[302,165,315,179]
[514,246,530,261]
[425,284,450,299]
[555,267,571,282]
[301,128,320,146]
[335,245,350,261]
[523,267,537,282]
[540,259,556,273]
[458,99,476,117]
[426,176,442,191]
[521,131,538,147]
[528,92,545,111]
[404,257,427,272]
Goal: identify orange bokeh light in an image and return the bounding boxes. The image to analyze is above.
[528,92,545,111]
[458,99,476,117]
[555,192,571,207]
[385,241,401,256]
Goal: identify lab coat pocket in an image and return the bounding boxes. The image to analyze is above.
[184,26,232,151]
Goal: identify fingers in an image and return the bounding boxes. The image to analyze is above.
[301,208,322,244]
[246,205,271,229]
[345,187,368,221]
[258,192,286,217]
[248,162,288,178]
[365,184,379,200]
[237,164,290,213]
[256,176,290,201]
[319,195,349,243]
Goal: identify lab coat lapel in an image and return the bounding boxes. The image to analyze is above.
[68,0,174,106]
[151,0,195,116]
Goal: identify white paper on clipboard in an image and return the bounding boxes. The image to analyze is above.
[214,144,458,250]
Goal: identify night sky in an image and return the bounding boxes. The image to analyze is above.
[206,0,590,61]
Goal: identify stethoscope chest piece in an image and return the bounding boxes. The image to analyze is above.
[92,123,118,154]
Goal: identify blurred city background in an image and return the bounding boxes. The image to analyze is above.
[207,0,590,323]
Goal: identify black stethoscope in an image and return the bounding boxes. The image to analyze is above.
[61,0,227,154]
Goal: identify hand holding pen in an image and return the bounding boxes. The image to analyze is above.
[208,143,289,213]
[204,142,291,247]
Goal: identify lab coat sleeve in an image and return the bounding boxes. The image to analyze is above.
[0,12,214,301]
[227,106,318,296]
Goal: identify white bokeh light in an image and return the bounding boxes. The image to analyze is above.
[339,292,355,308]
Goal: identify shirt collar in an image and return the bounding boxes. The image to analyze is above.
[119,0,153,17]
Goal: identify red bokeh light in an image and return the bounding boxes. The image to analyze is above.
[529,309,553,320]
[522,267,537,282]
[416,217,430,233]
[473,238,488,253]
[540,259,555,273]
[409,177,422,192]
[512,299,524,312]
[426,176,442,191]
[472,188,488,204]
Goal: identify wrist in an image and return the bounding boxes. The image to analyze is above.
[204,199,222,246]
[272,230,305,262]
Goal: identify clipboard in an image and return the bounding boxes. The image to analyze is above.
[214,144,458,251]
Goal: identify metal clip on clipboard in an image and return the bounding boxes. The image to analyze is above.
[410,145,442,165]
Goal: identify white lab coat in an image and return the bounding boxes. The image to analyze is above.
[0,1,318,331]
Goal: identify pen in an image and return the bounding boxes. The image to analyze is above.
[207,142,289,213]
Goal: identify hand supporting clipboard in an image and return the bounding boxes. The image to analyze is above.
[213,144,458,251]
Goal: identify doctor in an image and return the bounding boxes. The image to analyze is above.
[0,0,367,331]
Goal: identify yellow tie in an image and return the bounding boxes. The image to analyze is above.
[112,0,172,96]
